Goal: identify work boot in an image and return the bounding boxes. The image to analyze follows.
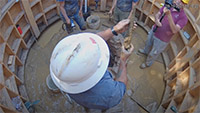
[80,25,87,30]
[137,48,147,56]
[101,109,107,113]
[66,23,73,34]
[62,23,73,34]
[84,107,90,112]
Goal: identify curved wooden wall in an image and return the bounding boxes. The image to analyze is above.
[135,0,200,112]
[0,0,59,112]
[0,0,199,113]
[133,0,200,113]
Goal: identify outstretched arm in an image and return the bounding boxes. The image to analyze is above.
[116,45,134,85]
[79,0,83,17]
[116,58,128,85]
[128,1,137,19]
[108,0,117,15]
[164,7,181,34]
[154,10,162,27]
[97,19,130,41]
[58,1,70,24]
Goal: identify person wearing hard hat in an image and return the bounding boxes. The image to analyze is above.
[50,19,135,110]
[108,0,139,37]
[57,0,86,33]
[138,0,189,69]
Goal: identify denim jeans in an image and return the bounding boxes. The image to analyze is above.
[144,27,168,66]
[114,7,130,37]
[60,9,86,30]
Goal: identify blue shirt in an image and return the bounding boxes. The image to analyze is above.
[117,0,138,12]
[69,70,126,110]
[57,0,79,16]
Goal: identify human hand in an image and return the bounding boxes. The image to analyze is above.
[66,17,71,24]
[79,10,83,17]
[131,22,137,31]
[108,9,113,16]
[163,7,171,15]
[113,19,130,34]
[120,44,134,63]
[155,20,162,27]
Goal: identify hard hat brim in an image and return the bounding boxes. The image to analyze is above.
[50,33,110,94]
[182,0,189,4]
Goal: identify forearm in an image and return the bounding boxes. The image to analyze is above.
[128,9,133,19]
[111,0,117,11]
[60,6,69,21]
[128,2,136,18]
[79,0,83,11]
[97,19,130,41]
[97,28,114,41]
[116,63,127,85]
[167,14,179,33]
[155,12,161,24]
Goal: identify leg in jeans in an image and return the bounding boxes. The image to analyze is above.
[60,13,67,23]
[145,36,168,66]
[113,7,129,37]
[118,9,129,37]
[73,10,86,30]
[114,7,120,24]
[143,27,154,54]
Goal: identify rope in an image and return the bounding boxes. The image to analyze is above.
[124,7,136,50]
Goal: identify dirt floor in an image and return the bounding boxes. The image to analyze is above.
[24,12,165,113]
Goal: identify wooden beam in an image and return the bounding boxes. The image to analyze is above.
[100,0,107,11]
[21,1,40,38]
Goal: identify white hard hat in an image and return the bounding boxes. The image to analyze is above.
[50,33,110,94]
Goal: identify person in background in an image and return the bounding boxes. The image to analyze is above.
[57,0,86,33]
[138,0,189,69]
[108,0,139,37]
[95,0,100,9]
[50,19,135,111]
